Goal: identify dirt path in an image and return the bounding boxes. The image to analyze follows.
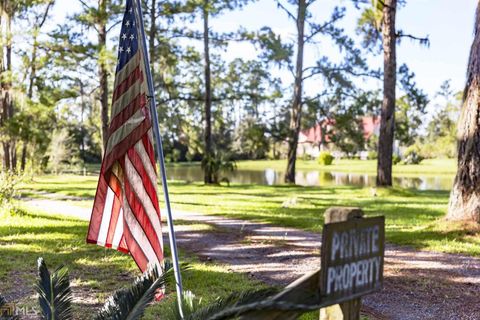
[20,199,480,319]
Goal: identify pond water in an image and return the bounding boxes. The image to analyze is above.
[166,166,454,191]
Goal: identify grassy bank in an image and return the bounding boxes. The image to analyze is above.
[19,175,480,257]
[235,158,457,176]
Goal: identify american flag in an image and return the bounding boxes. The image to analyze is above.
[87,0,163,272]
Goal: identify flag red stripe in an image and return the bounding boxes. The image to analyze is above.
[127,147,160,214]
[123,171,163,261]
[142,135,157,173]
[123,219,149,272]
[109,93,147,135]
[118,235,128,253]
[87,169,108,243]
[112,66,143,103]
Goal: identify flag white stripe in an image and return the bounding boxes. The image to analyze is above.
[97,187,115,246]
[124,155,163,243]
[134,140,157,192]
[111,208,124,249]
[122,194,160,267]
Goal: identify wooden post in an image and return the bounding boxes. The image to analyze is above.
[320,207,364,320]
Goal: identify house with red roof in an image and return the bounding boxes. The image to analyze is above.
[297,116,381,158]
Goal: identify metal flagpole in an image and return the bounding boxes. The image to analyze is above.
[134,0,184,316]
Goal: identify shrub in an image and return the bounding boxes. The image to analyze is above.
[302,153,312,161]
[201,151,236,184]
[0,171,21,208]
[318,152,334,166]
[392,155,401,165]
[367,151,378,160]
[402,146,424,165]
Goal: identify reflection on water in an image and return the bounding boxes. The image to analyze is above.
[167,166,453,191]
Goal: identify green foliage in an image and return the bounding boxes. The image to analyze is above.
[185,288,279,320]
[35,257,73,320]
[367,151,377,160]
[356,4,383,53]
[201,151,236,184]
[402,146,424,165]
[31,255,287,320]
[161,291,204,320]
[392,154,401,165]
[317,152,334,166]
[395,65,429,146]
[254,26,293,66]
[232,118,269,160]
[0,171,21,209]
[421,80,459,159]
[95,266,174,320]
[46,129,81,174]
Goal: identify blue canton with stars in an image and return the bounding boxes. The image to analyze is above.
[116,0,139,72]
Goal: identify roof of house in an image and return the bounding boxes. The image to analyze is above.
[298,116,380,144]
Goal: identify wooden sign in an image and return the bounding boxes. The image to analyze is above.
[320,216,385,305]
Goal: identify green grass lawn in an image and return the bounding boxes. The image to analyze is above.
[7,170,478,319]
[1,204,311,319]
[18,174,480,257]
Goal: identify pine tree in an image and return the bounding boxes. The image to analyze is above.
[447,3,480,223]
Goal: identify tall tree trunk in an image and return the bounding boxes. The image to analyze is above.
[376,0,396,186]
[20,142,27,171]
[284,0,306,184]
[79,80,86,159]
[1,1,13,171]
[203,2,213,184]
[10,141,16,171]
[149,0,156,79]
[447,4,480,223]
[6,8,13,171]
[98,0,109,153]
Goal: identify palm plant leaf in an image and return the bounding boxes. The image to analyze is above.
[35,257,73,320]
[94,266,175,320]
[185,288,278,320]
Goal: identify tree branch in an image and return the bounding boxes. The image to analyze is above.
[302,66,380,81]
[395,31,430,46]
[274,0,296,22]
[377,0,394,10]
[106,20,122,33]
[77,0,93,11]
[305,19,336,43]
[36,1,54,29]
